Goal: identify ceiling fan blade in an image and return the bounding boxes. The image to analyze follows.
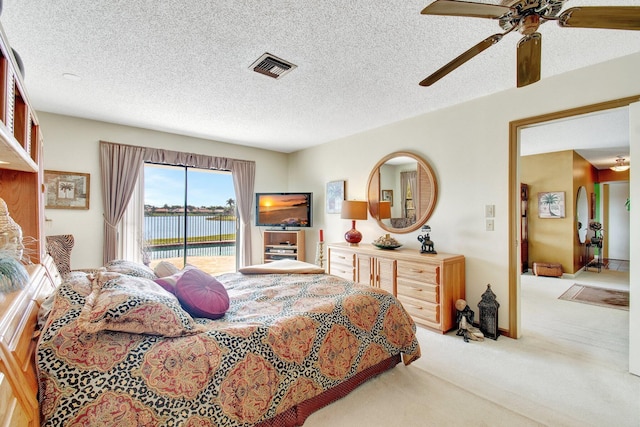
[517,33,541,88]
[420,33,503,86]
[421,0,512,19]
[559,7,640,30]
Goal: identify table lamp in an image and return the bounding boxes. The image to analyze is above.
[341,200,368,246]
[379,201,391,220]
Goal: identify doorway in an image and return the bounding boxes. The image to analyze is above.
[508,95,639,340]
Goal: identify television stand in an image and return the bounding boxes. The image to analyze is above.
[263,229,305,263]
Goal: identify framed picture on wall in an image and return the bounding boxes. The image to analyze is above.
[537,191,565,218]
[44,170,90,209]
[326,180,345,214]
[381,189,393,206]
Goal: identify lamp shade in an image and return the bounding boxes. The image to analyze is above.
[379,201,391,219]
[341,201,368,220]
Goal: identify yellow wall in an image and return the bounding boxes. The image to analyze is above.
[521,151,575,273]
[521,150,598,274]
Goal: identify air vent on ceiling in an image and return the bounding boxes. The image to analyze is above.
[250,53,297,80]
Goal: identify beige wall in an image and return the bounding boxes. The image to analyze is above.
[39,113,290,269]
[288,52,640,339]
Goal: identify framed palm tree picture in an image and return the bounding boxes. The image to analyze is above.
[44,170,90,209]
[538,191,565,218]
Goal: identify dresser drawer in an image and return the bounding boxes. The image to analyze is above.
[328,250,355,281]
[397,280,439,304]
[396,260,439,285]
[330,266,355,281]
[397,294,440,328]
[329,250,355,268]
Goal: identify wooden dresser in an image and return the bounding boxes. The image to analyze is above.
[327,243,465,333]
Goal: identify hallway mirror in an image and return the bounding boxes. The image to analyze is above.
[366,151,437,234]
[576,186,588,243]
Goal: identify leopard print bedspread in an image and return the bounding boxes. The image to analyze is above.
[37,272,421,426]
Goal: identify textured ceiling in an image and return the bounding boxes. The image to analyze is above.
[1,0,639,156]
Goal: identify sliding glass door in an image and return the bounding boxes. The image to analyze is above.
[143,163,237,274]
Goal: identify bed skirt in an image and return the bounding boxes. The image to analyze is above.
[256,353,401,427]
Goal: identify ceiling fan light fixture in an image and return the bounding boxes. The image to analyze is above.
[610,157,630,172]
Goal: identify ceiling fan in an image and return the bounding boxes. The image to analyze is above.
[419,0,640,88]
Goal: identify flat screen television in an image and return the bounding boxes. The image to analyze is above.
[255,192,313,228]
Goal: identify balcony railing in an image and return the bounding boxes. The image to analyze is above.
[144,214,237,262]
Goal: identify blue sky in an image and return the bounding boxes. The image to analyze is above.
[144,164,235,207]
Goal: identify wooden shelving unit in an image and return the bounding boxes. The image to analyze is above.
[263,229,305,263]
[0,21,52,427]
[0,24,44,263]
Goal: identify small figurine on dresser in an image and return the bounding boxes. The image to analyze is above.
[417,225,437,254]
[455,299,484,343]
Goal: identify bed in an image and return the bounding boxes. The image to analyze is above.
[36,260,421,426]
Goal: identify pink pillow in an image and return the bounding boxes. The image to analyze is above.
[175,268,230,320]
[154,266,195,294]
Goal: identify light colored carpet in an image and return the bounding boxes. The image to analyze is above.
[306,268,640,427]
[305,364,542,427]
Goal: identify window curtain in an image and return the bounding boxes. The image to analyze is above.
[118,175,146,265]
[400,170,417,219]
[101,141,256,267]
[231,160,255,267]
[100,141,146,265]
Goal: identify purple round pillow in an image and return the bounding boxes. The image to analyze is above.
[175,268,230,319]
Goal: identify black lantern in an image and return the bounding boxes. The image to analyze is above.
[478,284,500,340]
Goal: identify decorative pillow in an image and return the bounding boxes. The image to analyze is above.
[77,271,201,337]
[154,265,196,294]
[105,259,157,280]
[175,268,230,320]
[238,259,326,274]
[154,260,180,278]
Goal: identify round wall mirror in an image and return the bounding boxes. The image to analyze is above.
[576,186,588,243]
[366,151,438,234]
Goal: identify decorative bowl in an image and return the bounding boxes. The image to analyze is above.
[372,234,401,250]
[372,242,402,250]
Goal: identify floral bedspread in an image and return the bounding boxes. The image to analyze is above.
[37,271,421,426]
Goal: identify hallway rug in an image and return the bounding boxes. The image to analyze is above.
[558,284,629,310]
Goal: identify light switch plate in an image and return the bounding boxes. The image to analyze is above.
[485,204,495,218]
[486,219,494,231]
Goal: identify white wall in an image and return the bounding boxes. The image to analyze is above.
[629,101,639,376]
[288,52,640,336]
[606,182,630,260]
[39,113,290,269]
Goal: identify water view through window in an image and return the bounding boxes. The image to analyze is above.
[144,164,236,274]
